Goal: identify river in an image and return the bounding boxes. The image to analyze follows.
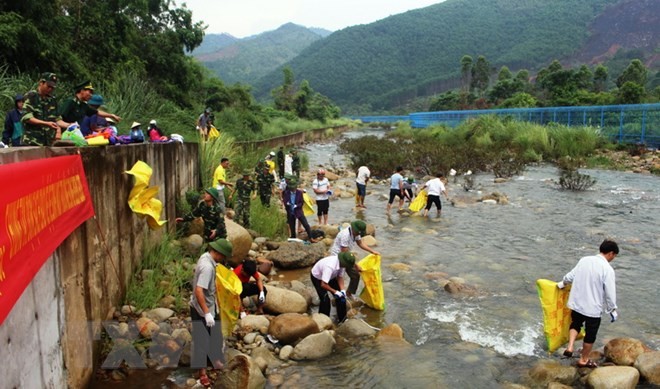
[95,129,659,388]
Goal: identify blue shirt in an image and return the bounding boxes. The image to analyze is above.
[390,173,404,190]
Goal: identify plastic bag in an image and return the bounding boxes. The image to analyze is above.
[215,264,243,338]
[208,125,220,140]
[61,124,87,146]
[536,279,585,352]
[358,254,385,310]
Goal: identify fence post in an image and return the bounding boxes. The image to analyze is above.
[641,107,647,144]
[619,109,625,143]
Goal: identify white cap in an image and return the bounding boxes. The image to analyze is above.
[449,169,457,176]
[149,119,157,125]
[131,121,141,128]
[270,151,276,156]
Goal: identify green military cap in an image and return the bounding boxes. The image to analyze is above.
[205,187,220,202]
[338,252,356,268]
[208,238,233,257]
[74,80,94,92]
[350,220,367,237]
[40,72,58,87]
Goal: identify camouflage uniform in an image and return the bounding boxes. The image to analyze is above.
[256,164,274,207]
[292,153,301,178]
[182,201,226,241]
[21,90,61,146]
[234,177,255,228]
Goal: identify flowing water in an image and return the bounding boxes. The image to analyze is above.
[96,130,659,388]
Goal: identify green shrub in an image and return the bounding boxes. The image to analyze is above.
[249,200,288,240]
[199,134,237,188]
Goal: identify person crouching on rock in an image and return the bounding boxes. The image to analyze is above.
[233,259,267,315]
[310,252,356,323]
[175,187,227,242]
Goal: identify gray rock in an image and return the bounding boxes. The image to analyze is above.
[182,234,204,256]
[291,330,336,360]
[605,337,648,366]
[527,360,577,387]
[172,328,192,345]
[146,308,175,322]
[263,286,308,314]
[279,345,294,360]
[244,332,258,345]
[586,366,639,389]
[634,351,660,384]
[268,313,319,345]
[311,313,334,331]
[120,305,137,315]
[336,319,378,338]
[266,242,326,269]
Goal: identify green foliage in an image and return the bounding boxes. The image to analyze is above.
[616,59,648,88]
[125,234,191,310]
[499,92,538,108]
[616,81,645,104]
[558,169,597,191]
[249,201,288,240]
[199,134,237,188]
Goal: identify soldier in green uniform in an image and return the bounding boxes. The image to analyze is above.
[59,80,121,126]
[21,73,71,146]
[256,159,275,207]
[176,187,227,241]
[231,169,256,228]
[291,150,301,178]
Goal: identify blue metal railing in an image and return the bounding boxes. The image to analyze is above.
[352,103,660,146]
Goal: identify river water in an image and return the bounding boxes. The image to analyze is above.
[95,130,659,388]
[283,130,659,388]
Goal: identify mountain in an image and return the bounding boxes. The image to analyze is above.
[251,0,658,112]
[191,33,239,56]
[195,23,328,85]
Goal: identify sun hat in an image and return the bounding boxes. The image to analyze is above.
[208,238,233,257]
[88,94,104,106]
[338,252,356,268]
[131,121,141,129]
[350,220,367,237]
[205,187,220,202]
[106,117,116,124]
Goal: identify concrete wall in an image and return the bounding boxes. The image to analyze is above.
[0,142,199,389]
[236,125,350,150]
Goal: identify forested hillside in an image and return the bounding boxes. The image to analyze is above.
[252,0,658,112]
[196,23,328,85]
[191,33,240,56]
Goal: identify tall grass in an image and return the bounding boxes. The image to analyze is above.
[124,234,192,310]
[199,134,237,188]
[249,200,288,240]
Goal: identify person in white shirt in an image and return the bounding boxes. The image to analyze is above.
[355,165,370,208]
[422,172,450,217]
[330,220,380,299]
[557,239,619,369]
[312,168,331,225]
[284,153,293,176]
[386,166,405,213]
[310,252,356,323]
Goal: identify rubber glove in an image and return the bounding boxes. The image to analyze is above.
[333,290,344,299]
[557,281,565,289]
[204,312,215,327]
[258,291,266,304]
[610,310,618,322]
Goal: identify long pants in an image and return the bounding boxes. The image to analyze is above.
[310,275,346,322]
[287,212,311,239]
[345,265,361,296]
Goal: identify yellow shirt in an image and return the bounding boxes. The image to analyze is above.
[213,164,226,190]
[266,160,275,174]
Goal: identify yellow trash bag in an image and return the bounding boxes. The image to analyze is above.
[358,254,385,310]
[125,161,166,229]
[302,192,315,216]
[208,125,220,140]
[536,279,584,353]
[215,265,243,338]
[409,189,428,212]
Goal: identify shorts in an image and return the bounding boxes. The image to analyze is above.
[388,189,404,204]
[316,199,329,215]
[425,194,442,210]
[240,283,267,299]
[569,310,601,344]
[356,183,366,197]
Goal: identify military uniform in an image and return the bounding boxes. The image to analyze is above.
[21,90,60,146]
[256,165,274,207]
[59,97,96,125]
[181,201,226,241]
[234,175,255,227]
[292,153,301,178]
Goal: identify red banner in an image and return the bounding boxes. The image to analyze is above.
[0,155,94,325]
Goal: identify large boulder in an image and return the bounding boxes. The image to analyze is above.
[238,315,271,332]
[263,285,308,314]
[268,313,319,345]
[604,338,647,366]
[313,224,341,239]
[311,313,334,331]
[634,351,660,384]
[586,366,639,389]
[291,330,336,360]
[360,235,378,247]
[527,360,577,387]
[266,242,326,269]
[221,353,266,389]
[182,234,204,257]
[226,218,252,266]
[336,319,378,338]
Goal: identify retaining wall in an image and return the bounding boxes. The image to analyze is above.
[0,142,198,389]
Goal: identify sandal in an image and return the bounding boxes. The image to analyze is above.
[199,374,211,387]
[576,360,598,368]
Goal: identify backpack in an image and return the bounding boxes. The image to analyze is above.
[130,128,144,143]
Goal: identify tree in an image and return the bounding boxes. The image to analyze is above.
[498,66,513,81]
[574,65,593,90]
[593,65,608,93]
[271,66,297,112]
[616,59,648,88]
[470,56,491,96]
[617,81,645,104]
[460,55,473,94]
[500,92,537,108]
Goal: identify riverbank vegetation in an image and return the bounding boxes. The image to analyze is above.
[342,116,633,180]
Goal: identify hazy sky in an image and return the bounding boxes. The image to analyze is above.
[183,0,443,38]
